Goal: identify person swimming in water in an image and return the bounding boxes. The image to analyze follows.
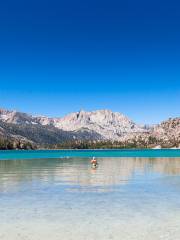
[91,157,98,168]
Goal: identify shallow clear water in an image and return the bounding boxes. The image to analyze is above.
[0,156,180,239]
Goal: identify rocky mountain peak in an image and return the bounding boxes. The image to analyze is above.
[51,109,146,140]
[0,107,179,148]
[0,108,146,140]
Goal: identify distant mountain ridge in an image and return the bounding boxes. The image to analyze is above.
[0,108,179,149]
[0,109,147,140]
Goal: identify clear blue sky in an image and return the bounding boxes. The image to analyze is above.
[0,0,179,124]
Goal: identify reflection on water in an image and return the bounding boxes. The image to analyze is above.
[0,157,180,192]
[1,157,180,240]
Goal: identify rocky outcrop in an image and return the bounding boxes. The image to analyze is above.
[151,118,180,147]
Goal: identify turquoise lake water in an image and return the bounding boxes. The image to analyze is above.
[0,150,180,240]
[0,149,180,160]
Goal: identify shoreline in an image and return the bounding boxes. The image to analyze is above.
[0,147,180,151]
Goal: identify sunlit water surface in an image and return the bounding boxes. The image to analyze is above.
[0,157,180,240]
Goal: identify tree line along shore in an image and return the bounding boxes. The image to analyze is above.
[0,137,179,150]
